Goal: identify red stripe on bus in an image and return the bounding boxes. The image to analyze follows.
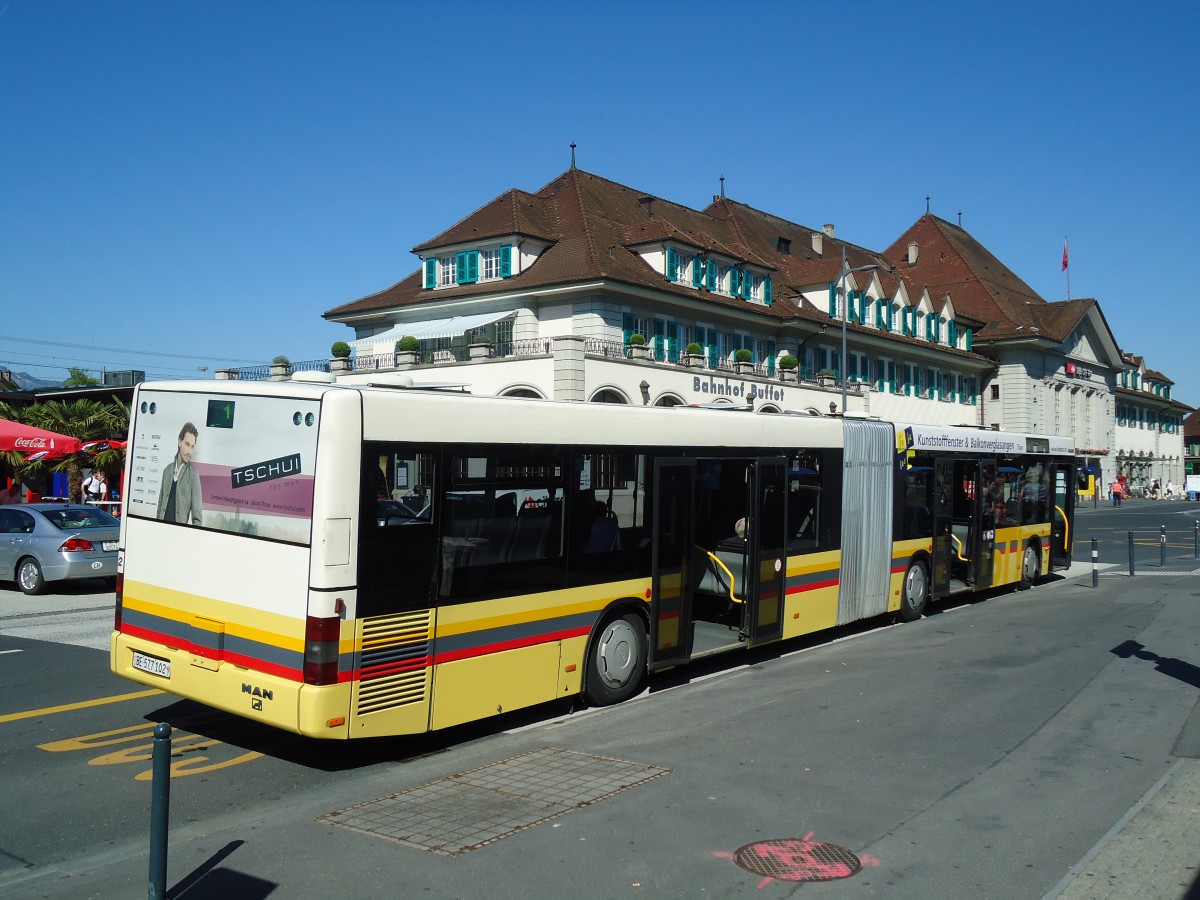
[433,626,591,665]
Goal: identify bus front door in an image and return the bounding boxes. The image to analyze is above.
[743,457,786,645]
[1050,462,1075,568]
[931,458,954,598]
[975,458,997,589]
[649,458,695,671]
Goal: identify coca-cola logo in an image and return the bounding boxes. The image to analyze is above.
[14,437,49,449]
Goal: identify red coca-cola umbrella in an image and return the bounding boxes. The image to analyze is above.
[0,418,82,455]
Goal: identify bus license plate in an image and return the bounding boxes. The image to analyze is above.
[132,651,171,679]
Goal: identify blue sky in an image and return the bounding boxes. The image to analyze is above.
[2,1,1197,405]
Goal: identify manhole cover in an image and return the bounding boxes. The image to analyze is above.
[734,837,862,882]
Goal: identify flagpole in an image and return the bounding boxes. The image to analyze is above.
[1063,235,1071,300]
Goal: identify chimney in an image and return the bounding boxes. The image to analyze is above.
[823,223,835,237]
[811,231,823,256]
[907,241,919,267]
[638,196,654,218]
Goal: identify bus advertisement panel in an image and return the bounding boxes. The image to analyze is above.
[125,389,320,544]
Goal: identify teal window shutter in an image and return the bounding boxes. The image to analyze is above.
[948,320,958,347]
[424,258,437,289]
[653,318,666,360]
[691,256,703,287]
[455,251,467,284]
[667,321,679,361]
[767,340,776,375]
[764,276,773,305]
[466,250,479,283]
[499,244,512,277]
[888,361,897,393]
[965,328,973,351]
[706,329,718,368]
[819,347,829,371]
[705,260,716,291]
[969,377,977,405]
[903,363,913,395]
[741,271,752,300]
[902,308,910,336]
[927,368,937,398]
[622,312,634,345]
[829,284,837,316]
[666,248,677,282]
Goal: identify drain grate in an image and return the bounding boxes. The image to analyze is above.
[734,837,862,882]
[319,747,670,855]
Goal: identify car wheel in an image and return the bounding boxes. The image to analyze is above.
[17,558,45,596]
[583,611,647,706]
[898,558,928,622]
[1018,543,1039,591]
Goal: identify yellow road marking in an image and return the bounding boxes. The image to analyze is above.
[0,689,162,725]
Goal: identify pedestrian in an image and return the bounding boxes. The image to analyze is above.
[1151,478,1161,500]
[1110,482,1122,507]
[0,479,23,505]
[1165,479,1175,499]
[82,470,107,504]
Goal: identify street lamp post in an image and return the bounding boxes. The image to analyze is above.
[833,247,880,414]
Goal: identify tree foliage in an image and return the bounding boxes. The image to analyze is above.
[5,397,130,502]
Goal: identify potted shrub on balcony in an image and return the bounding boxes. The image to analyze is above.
[818,368,838,387]
[270,355,292,380]
[395,335,420,366]
[681,342,705,368]
[330,341,351,373]
[626,333,652,360]
[778,354,799,382]
[734,347,754,375]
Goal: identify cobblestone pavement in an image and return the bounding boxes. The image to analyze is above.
[1049,759,1200,899]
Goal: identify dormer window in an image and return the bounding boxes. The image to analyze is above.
[423,244,513,289]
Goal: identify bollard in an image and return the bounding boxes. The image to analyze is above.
[1195,520,1198,560]
[148,722,171,900]
[1160,524,1167,567]
[1091,538,1099,589]
[1128,531,1135,577]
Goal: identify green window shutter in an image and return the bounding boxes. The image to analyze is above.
[691,256,703,287]
[467,250,479,283]
[499,244,512,277]
[622,312,634,345]
[705,260,716,291]
[819,347,829,371]
[653,318,666,360]
[742,271,752,300]
[665,248,677,282]
[847,291,856,323]
[424,258,437,289]
[948,320,958,347]
[455,251,467,284]
[764,276,773,305]
[766,340,776,375]
[888,361,897,393]
[927,368,937,398]
[965,328,973,351]
[707,329,719,368]
[903,364,913,395]
[667,321,679,361]
[829,284,837,316]
[902,308,911,336]
[969,377,977,405]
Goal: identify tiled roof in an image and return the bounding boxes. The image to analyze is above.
[412,189,559,252]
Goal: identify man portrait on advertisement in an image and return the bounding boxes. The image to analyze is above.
[156,422,203,525]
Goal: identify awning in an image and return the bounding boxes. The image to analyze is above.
[350,310,518,352]
[0,418,82,455]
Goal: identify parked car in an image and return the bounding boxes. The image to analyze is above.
[0,503,119,595]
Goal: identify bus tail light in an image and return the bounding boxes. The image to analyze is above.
[114,573,124,630]
[304,615,341,685]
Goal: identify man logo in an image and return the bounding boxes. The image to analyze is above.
[242,683,274,701]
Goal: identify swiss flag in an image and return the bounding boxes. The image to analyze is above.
[1062,237,1069,271]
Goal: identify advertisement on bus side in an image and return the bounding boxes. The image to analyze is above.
[125,389,320,544]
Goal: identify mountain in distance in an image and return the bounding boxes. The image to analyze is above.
[0,368,63,390]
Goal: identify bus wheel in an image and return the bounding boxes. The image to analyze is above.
[898,559,928,622]
[1018,543,1038,591]
[583,612,647,706]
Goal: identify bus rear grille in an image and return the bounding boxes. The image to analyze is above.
[356,610,433,715]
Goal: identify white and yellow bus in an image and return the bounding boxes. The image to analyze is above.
[111,375,1075,739]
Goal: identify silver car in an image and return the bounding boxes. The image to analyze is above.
[0,504,119,595]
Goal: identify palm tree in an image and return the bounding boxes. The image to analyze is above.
[21,399,129,502]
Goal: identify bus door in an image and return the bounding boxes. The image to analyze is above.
[975,458,997,588]
[1050,462,1075,568]
[742,457,787,644]
[931,458,955,597]
[649,458,695,671]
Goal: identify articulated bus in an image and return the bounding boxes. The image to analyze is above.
[111,376,1075,739]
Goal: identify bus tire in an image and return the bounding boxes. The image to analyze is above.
[898,558,928,622]
[1018,542,1039,591]
[583,611,647,706]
